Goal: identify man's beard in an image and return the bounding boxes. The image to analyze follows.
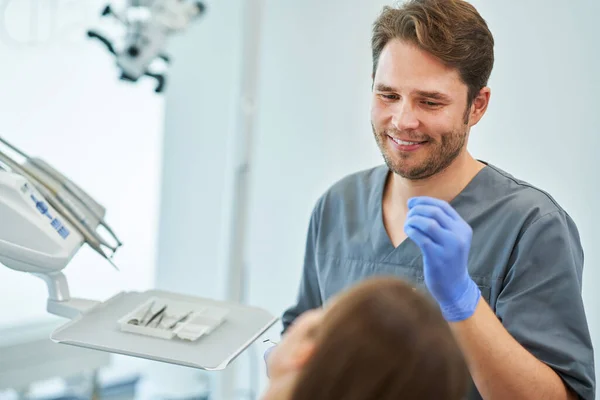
[372,124,467,180]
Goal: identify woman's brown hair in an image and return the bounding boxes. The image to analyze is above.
[291,277,469,400]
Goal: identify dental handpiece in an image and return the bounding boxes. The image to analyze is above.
[29,158,124,248]
[19,164,120,254]
[0,150,120,271]
[0,136,123,249]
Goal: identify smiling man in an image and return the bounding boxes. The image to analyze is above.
[272,1,595,399]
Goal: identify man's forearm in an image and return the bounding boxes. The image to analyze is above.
[449,297,576,400]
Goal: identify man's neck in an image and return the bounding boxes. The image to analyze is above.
[384,153,485,213]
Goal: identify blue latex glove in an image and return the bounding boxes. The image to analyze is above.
[264,345,276,377]
[404,196,481,322]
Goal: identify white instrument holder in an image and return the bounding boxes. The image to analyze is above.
[117,296,229,342]
[51,289,278,371]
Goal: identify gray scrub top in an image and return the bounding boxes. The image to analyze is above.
[281,162,595,400]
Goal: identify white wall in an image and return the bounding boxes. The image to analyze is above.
[160,0,599,398]
[0,0,164,386]
[155,0,245,301]
[149,0,248,397]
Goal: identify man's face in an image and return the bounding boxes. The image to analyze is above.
[371,39,472,180]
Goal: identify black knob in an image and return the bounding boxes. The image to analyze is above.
[127,46,140,57]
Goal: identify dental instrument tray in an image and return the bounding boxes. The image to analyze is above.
[50,290,278,371]
[117,296,229,341]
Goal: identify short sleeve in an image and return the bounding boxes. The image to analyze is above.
[280,198,324,335]
[496,211,595,399]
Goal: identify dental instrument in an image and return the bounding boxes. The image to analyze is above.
[0,138,278,371]
[0,149,119,271]
[145,304,167,327]
[0,136,122,251]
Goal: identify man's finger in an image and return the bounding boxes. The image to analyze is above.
[407,196,461,221]
[405,222,443,252]
[406,214,455,246]
[407,204,454,231]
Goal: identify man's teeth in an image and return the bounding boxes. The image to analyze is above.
[392,137,421,145]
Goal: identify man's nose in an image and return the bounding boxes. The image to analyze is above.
[391,101,419,131]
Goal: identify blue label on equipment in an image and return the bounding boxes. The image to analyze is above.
[30,193,70,239]
[58,226,70,239]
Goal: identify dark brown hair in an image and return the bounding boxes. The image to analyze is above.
[372,0,494,105]
[291,277,469,400]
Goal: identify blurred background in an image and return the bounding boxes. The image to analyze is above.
[0,0,598,399]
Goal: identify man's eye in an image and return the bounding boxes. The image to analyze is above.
[380,94,398,100]
[423,101,441,107]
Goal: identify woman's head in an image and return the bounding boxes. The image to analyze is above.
[263,277,469,400]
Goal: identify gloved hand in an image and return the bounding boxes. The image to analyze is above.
[404,196,480,322]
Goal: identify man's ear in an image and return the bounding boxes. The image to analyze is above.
[468,86,491,127]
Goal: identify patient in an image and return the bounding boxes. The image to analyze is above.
[262,277,469,400]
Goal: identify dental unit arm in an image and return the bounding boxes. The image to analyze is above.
[0,136,278,371]
[0,136,122,319]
